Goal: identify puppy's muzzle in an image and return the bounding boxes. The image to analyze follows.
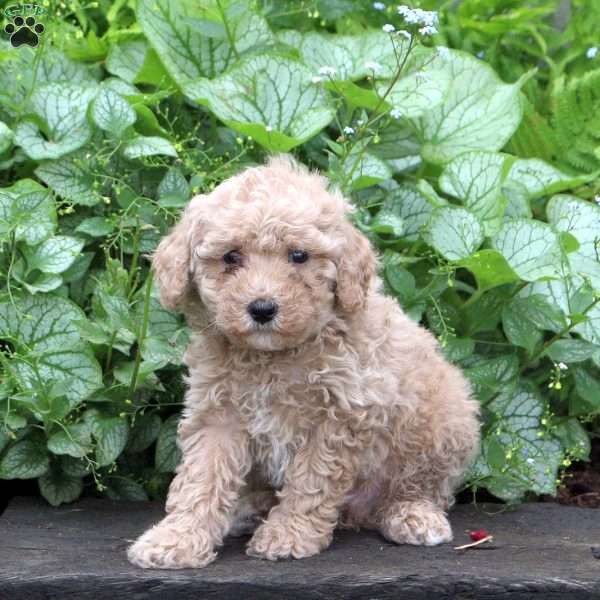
[247,298,278,324]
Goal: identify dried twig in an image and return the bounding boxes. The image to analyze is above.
[453,535,494,550]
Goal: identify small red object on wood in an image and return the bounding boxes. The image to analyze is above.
[469,529,490,542]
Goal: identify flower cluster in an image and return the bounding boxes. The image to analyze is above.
[397,5,439,35]
[382,6,439,36]
[549,361,569,390]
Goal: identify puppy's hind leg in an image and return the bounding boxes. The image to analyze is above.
[376,448,473,547]
[379,377,479,547]
[377,421,478,546]
[378,498,453,546]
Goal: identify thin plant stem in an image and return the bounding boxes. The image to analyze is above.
[128,273,153,401]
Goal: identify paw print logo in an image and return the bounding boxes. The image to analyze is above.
[4,15,45,48]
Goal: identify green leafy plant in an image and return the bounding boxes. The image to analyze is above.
[0,0,599,506]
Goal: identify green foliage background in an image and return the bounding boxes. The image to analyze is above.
[0,0,599,506]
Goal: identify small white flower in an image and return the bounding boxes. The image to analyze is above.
[311,75,323,84]
[436,46,450,59]
[357,118,365,126]
[373,1,385,9]
[265,125,273,132]
[397,29,411,40]
[558,362,568,370]
[526,458,535,465]
[382,23,395,33]
[476,50,485,59]
[365,61,382,71]
[594,194,600,205]
[343,126,355,135]
[390,108,402,119]
[586,46,599,59]
[318,66,337,76]
[419,25,438,36]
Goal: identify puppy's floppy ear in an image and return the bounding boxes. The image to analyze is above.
[335,219,377,313]
[152,199,201,311]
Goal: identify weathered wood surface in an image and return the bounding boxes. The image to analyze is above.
[1,497,599,599]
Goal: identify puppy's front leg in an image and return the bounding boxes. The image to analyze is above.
[128,410,250,569]
[247,423,359,561]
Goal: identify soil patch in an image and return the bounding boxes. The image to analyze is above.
[554,439,600,508]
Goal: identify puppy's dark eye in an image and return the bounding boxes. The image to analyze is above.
[223,250,243,266]
[288,249,309,264]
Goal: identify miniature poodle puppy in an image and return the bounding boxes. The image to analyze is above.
[127,155,480,569]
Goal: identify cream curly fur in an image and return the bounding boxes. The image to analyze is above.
[127,156,480,569]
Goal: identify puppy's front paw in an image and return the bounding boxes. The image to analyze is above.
[380,499,453,546]
[246,518,330,561]
[127,519,216,569]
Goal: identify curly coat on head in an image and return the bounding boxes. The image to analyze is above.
[127,155,480,569]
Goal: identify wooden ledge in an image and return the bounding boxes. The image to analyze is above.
[1,497,599,599]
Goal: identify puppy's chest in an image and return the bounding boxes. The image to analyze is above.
[248,410,295,488]
[235,371,317,488]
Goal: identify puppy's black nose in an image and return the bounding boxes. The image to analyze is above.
[247,298,278,324]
